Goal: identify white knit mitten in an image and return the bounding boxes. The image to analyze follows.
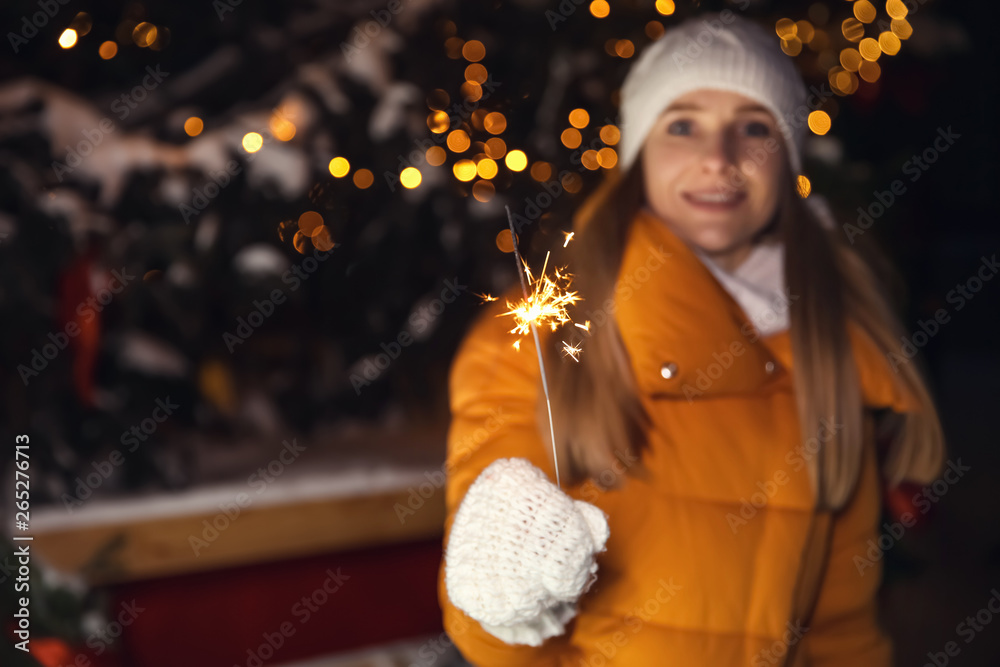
[444,458,610,646]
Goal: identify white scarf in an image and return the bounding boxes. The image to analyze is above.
[693,240,789,338]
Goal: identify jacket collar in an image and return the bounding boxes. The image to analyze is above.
[614,208,786,398]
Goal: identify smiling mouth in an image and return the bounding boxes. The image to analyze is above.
[683,191,746,210]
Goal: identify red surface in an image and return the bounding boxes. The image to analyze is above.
[102,538,444,667]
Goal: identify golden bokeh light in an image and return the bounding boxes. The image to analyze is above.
[447,129,471,153]
[561,128,582,149]
[840,48,863,72]
[858,60,881,83]
[505,150,528,172]
[796,175,811,198]
[807,110,831,135]
[465,63,487,83]
[842,18,864,42]
[568,109,590,129]
[776,18,796,40]
[891,18,913,39]
[655,0,675,16]
[590,0,610,18]
[426,146,447,166]
[484,112,507,135]
[614,39,635,58]
[400,167,422,189]
[298,211,324,237]
[600,124,621,145]
[472,180,495,203]
[859,37,881,61]
[795,20,815,43]
[581,150,600,171]
[853,0,876,23]
[184,117,204,137]
[132,22,157,48]
[476,158,498,179]
[353,168,374,189]
[98,40,118,59]
[879,31,901,56]
[462,40,485,62]
[243,132,264,153]
[646,21,665,40]
[427,111,450,133]
[597,147,617,168]
[328,157,350,177]
[293,230,310,255]
[496,230,516,254]
[313,226,335,251]
[781,37,803,57]
[461,81,482,102]
[561,172,583,193]
[485,137,507,159]
[269,115,296,141]
[531,161,553,182]
[453,159,477,182]
[887,0,908,20]
[58,29,77,49]
[70,12,92,36]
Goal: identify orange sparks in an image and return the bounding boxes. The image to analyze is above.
[562,231,575,247]
[575,320,591,332]
[500,251,580,337]
[476,292,499,302]
[561,340,582,361]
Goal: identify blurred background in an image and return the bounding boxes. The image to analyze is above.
[0,0,996,665]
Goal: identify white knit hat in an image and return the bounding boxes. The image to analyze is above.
[618,12,810,174]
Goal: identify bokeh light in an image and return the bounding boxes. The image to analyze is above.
[505,150,528,172]
[184,117,204,137]
[242,132,264,153]
[400,167,422,189]
[328,157,350,177]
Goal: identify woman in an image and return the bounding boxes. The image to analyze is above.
[439,12,944,666]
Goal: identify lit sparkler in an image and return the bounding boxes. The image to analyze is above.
[494,206,585,488]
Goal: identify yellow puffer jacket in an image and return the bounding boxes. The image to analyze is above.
[438,209,919,666]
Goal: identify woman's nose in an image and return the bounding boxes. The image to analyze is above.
[700,131,739,175]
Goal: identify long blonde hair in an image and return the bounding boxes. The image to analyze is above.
[542,157,945,512]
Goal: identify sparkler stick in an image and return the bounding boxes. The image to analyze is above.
[505,205,562,489]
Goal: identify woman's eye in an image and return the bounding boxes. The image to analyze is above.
[744,121,771,138]
[667,119,692,136]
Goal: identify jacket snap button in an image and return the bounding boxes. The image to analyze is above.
[765,361,775,374]
[660,362,678,379]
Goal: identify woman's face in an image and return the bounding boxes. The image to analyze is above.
[640,89,788,272]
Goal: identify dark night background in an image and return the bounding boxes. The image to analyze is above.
[0,0,997,665]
